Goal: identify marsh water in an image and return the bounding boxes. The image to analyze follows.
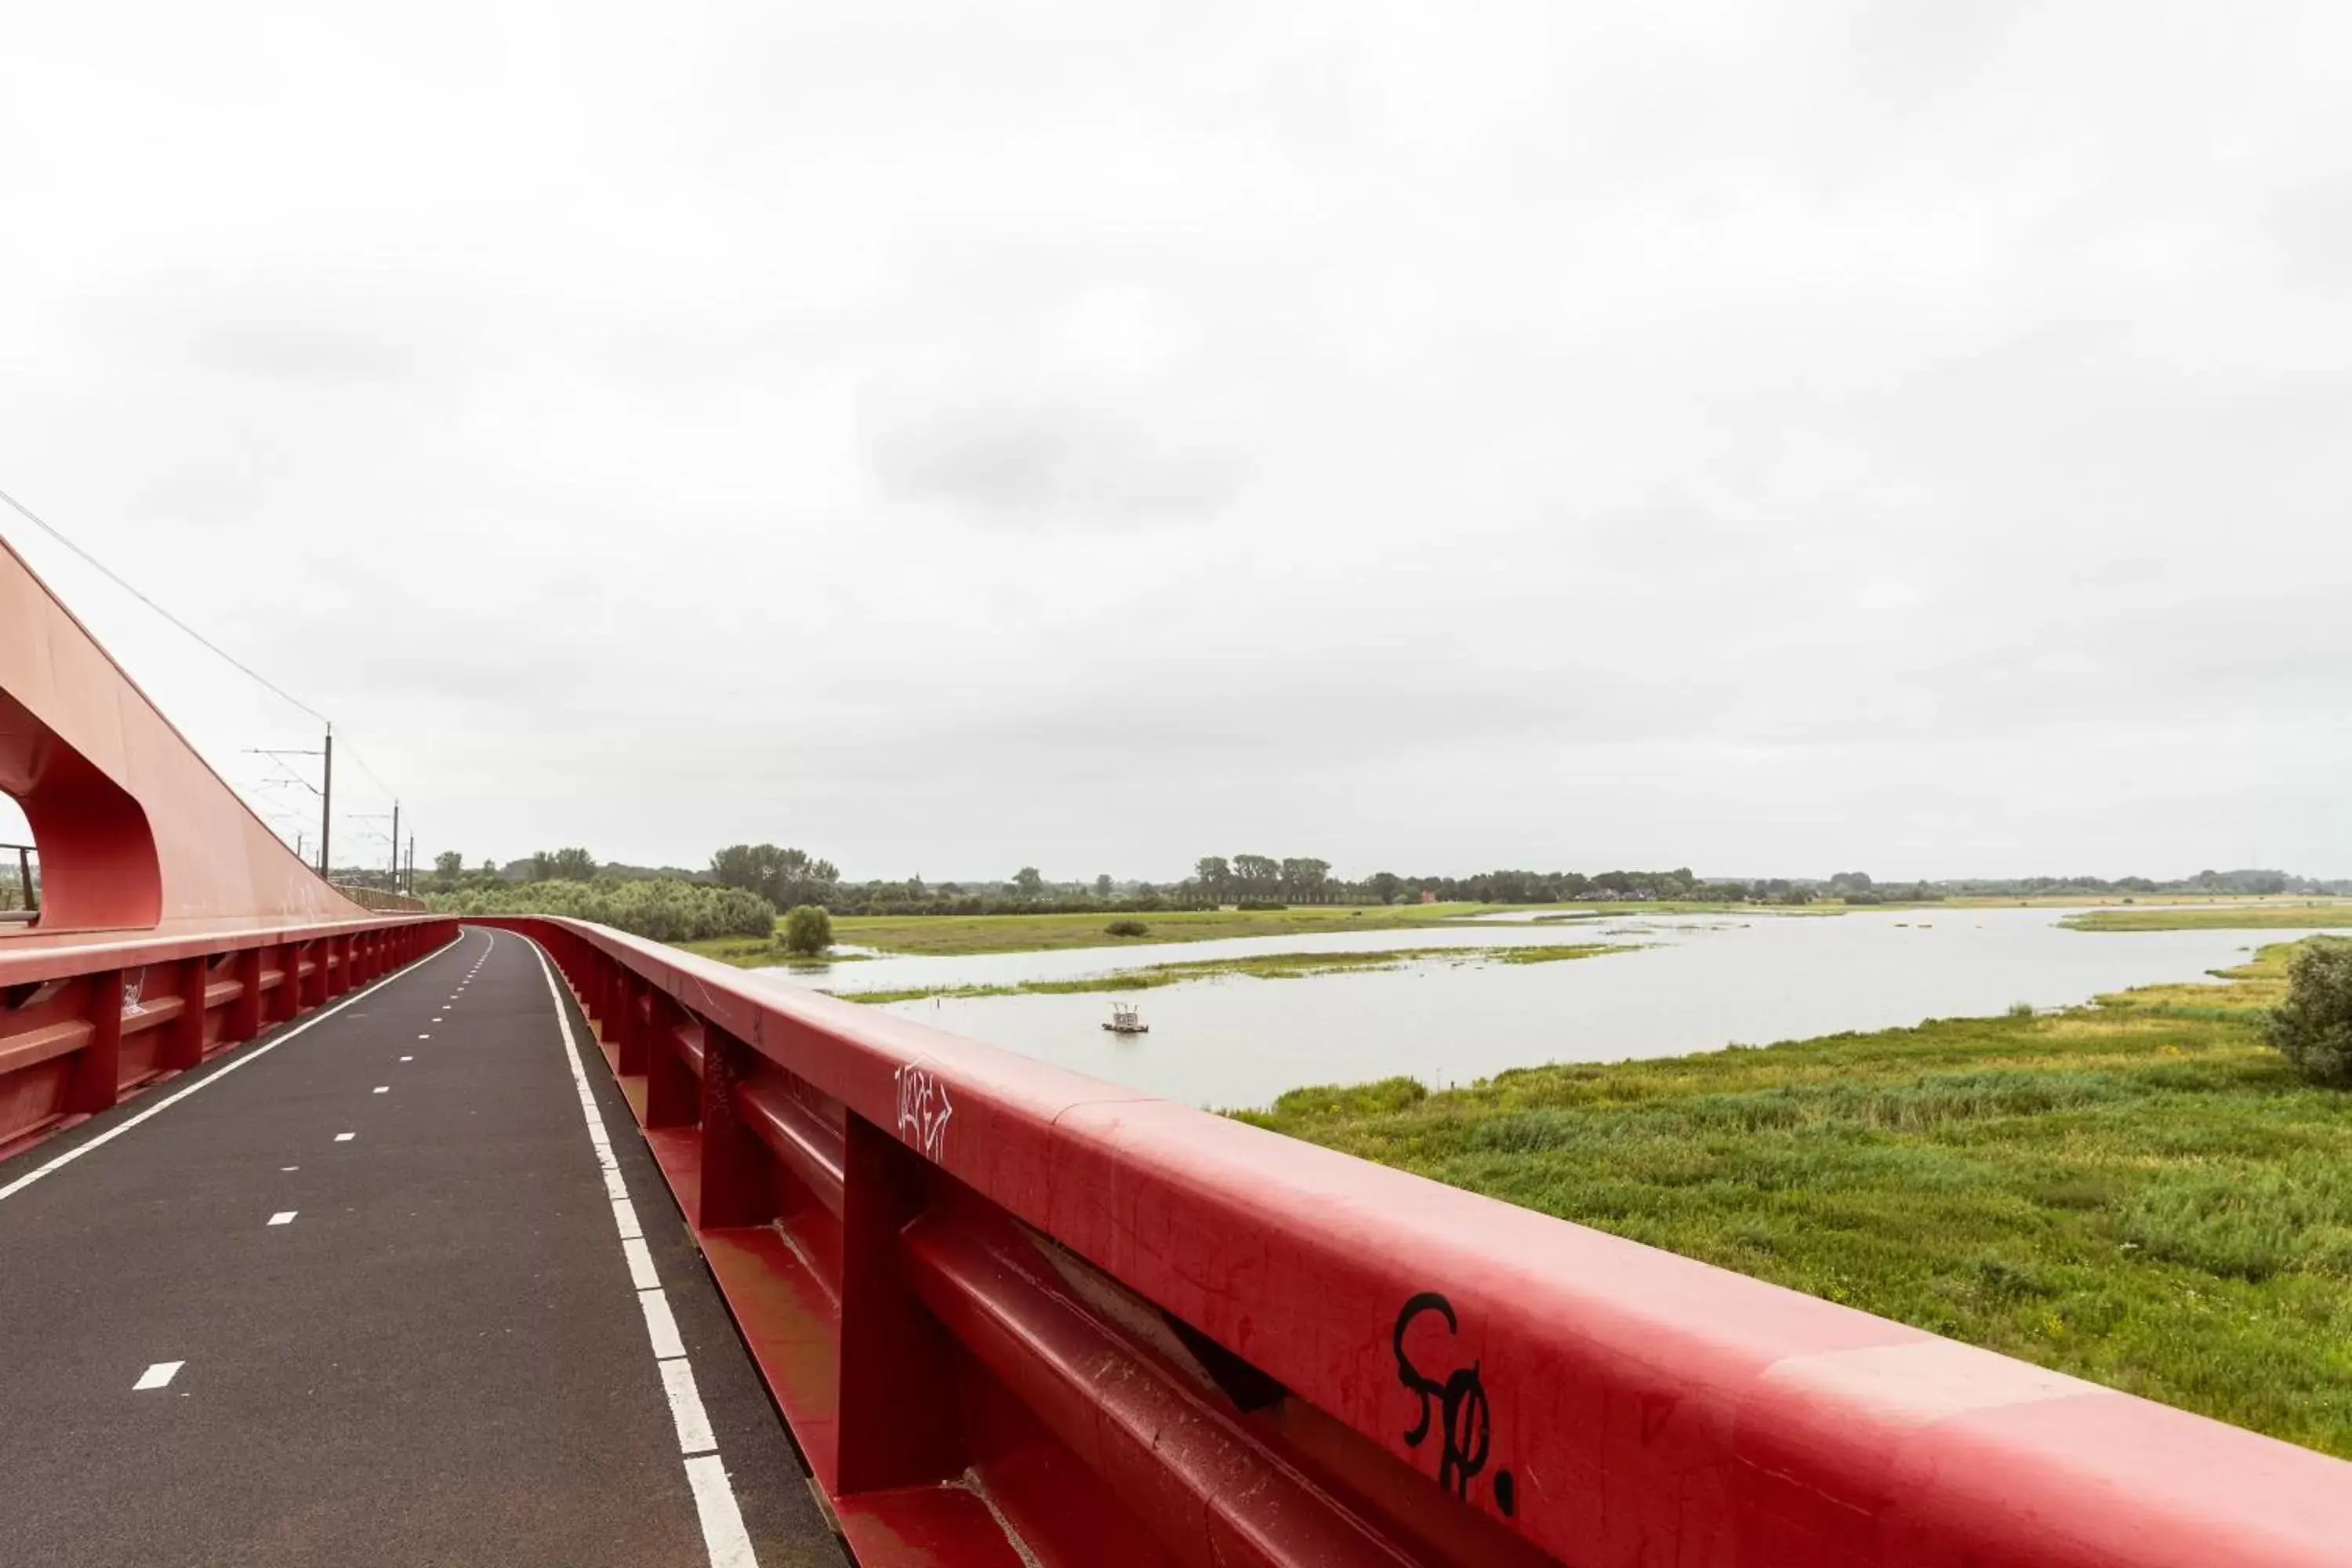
[747,908,2314,1110]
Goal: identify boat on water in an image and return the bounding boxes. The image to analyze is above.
[1102,1001,1149,1034]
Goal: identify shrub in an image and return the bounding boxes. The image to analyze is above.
[423,877,774,942]
[2267,939,2352,1087]
[782,904,834,956]
[1235,899,1289,911]
[2007,1001,2036,1019]
[1105,919,1150,938]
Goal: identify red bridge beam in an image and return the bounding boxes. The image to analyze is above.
[476,914,2352,1568]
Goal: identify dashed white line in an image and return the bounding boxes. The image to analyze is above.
[267,1210,296,1226]
[0,927,477,1206]
[417,1033,431,1040]
[134,1361,183,1391]
[683,1455,758,1568]
[518,930,759,1568]
[372,1086,389,1094]
[637,1288,686,1359]
[400,1055,413,1062]
[659,1356,718,1454]
[335,1132,355,1142]
[280,1165,299,1172]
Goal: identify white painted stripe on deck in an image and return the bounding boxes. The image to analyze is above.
[133,1360,183,1391]
[267,1210,296,1225]
[659,1356,718,1454]
[0,927,479,1206]
[519,930,759,1568]
[683,1454,759,1568]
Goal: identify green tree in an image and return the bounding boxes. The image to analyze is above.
[1094,873,1113,898]
[710,844,840,909]
[1367,871,1403,905]
[1196,856,1232,902]
[1013,866,1045,898]
[2268,939,2352,1087]
[430,850,464,890]
[539,847,596,880]
[782,904,833,956]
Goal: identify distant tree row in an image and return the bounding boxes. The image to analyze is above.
[415,839,2352,924]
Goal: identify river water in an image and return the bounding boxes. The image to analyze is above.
[746,909,2313,1110]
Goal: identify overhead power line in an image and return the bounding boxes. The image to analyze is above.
[0,484,328,724]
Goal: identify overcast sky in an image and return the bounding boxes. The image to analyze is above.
[5,2,2348,884]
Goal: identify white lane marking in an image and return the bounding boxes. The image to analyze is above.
[280,1165,299,1172]
[660,1356,718,1454]
[267,1210,296,1225]
[335,1133,354,1142]
[431,1016,442,1023]
[372,1086,389,1094]
[638,1288,686,1359]
[519,931,759,1568]
[683,1455,757,1568]
[134,1361,184,1391]
[400,1055,412,1062]
[0,928,478,1205]
[417,1033,431,1040]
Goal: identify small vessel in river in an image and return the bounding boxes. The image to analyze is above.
[1102,1001,1149,1034]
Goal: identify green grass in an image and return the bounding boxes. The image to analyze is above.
[815,904,1507,956]
[2063,903,2352,932]
[842,942,1633,1004]
[1237,941,2352,1457]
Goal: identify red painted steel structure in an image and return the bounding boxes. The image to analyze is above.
[0,534,451,1153]
[481,913,2352,1568]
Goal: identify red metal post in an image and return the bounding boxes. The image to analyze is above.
[228,946,263,1044]
[162,956,207,1073]
[644,998,699,1129]
[64,970,124,1114]
[695,1029,774,1229]
[833,1112,966,1494]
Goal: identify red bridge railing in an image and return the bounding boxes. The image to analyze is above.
[478,914,2350,1568]
[0,916,459,1160]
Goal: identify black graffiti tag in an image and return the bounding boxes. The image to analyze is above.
[1392,1291,1516,1517]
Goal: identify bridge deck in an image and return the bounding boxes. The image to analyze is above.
[0,927,845,1568]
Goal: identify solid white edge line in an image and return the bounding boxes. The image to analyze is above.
[519,931,759,1568]
[659,1356,719,1454]
[134,1360,183,1390]
[0,926,481,1204]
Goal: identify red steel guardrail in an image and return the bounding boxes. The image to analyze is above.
[479,914,2352,1568]
[0,916,458,1158]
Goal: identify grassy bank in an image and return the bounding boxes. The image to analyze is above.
[1240,940,2352,1457]
[844,942,1632,1004]
[814,904,1510,956]
[2063,903,2352,932]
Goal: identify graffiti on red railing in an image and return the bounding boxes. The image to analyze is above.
[1394,1291,1515,1518]
[891,1062,954,1162]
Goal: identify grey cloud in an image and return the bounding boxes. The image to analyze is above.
[862,394,1249,527]
[2,0,2347,880]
